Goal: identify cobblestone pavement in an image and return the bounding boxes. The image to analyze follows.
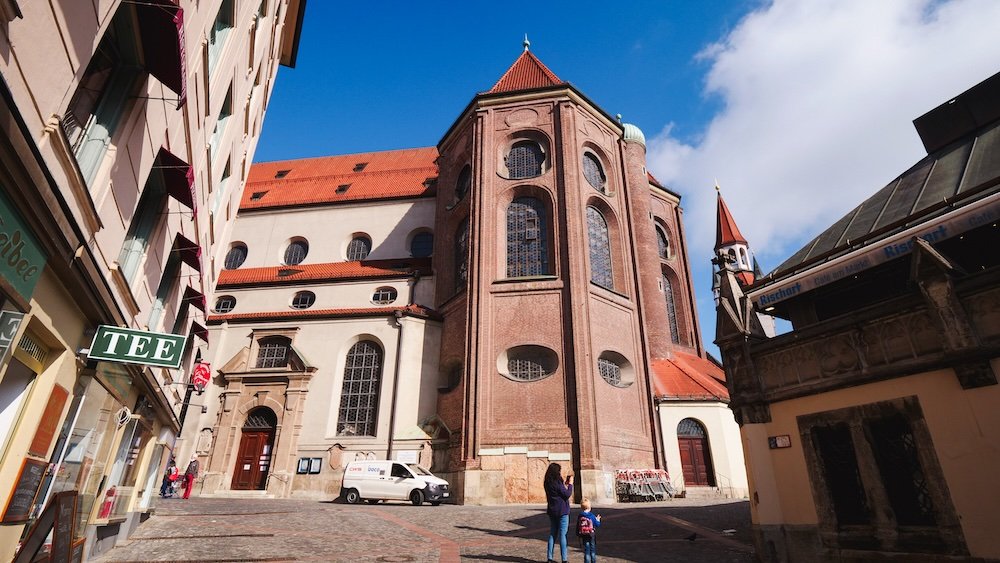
[93,496,754,562]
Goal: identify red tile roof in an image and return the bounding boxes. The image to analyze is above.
[715,192,748,249]
[243,147,438,210]
[486,50,565,94]
[217,258,431,287]
[647,171,664,188]
[207,304,438,324]
[651,351,729,402]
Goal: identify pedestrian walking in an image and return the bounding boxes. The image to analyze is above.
[160,458,178,497]
[576,497,602,563]
[544,462,573,563]
[182,454,199,499]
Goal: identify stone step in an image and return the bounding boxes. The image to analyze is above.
[681,486,730,499]
[198,490,276,499]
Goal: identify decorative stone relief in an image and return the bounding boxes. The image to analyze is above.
[503,108,539,128]
[196,428,213,454]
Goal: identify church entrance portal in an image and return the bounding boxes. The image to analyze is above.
[232,408,276,490]
[677,418,715,487]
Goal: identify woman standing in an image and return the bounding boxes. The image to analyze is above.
[182,454,199,499]
[543,462,573,563]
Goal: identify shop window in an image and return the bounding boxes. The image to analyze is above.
[506,197,548,277]
[336,341,383,436]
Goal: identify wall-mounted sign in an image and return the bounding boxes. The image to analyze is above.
[296,458,322,474]
[88,325,187,369]
[191,362,211,391]
[0,310,24,363]
[0,190,47,302]
[27,384,69,457]
[768,435,792,449]
[2,457,46,523]
[395,450,418,464]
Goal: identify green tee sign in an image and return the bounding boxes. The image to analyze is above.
[0,190,47,301]
[87,325,187,369]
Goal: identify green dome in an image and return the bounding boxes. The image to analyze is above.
[623,123,646,147]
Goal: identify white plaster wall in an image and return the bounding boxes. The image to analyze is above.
[226,199,437,269]
[658,401,749,498]
[213,279,422,315]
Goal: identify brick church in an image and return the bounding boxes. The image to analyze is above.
[189,43,748,504]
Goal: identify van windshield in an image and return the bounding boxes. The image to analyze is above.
[407,464,432,476]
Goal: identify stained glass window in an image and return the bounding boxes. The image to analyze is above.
[506,197,548,277]
[587,206,613,289]
[663,274,680,344]
[506,141,543,179]
[656,226,670,259]
[455,218,469,291]
[284,240,308,265]
[583,153,606,192]
[337,341,382,436]
[347,236,371,261]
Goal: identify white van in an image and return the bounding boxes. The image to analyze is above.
[340,460,450,506]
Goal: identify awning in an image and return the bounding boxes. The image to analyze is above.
[190,321,209,343]
[172,233,201,272]
[182,285,205,312]
[134,0,187,105]
[156,147,196,213]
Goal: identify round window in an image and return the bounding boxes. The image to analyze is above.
[410,232,434,258]
[291,291,315,309]
[498,345,558,382]
[372,286,397,304]
[347,236,372,261]
[455,165,471,201]
[284,239,308,265]
[582,153,606,192]
[214,295,237,313]
[597,352,634,388]
[224,243,248,269]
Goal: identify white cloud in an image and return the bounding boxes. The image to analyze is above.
[649,0,1000,271]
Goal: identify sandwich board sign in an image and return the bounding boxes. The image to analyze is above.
[88,325,187,369]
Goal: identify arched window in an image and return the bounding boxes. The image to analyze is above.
[587,206,613,289]
[656,226,671,259]
[506,141,543,179]
[739,248,748,267]
[256,336,290,368]
[347,236,371,261]
[372,286,397,304]
[506,197,548,277]
[284,239,308,265]
[455,165,471,201]
[726,248,737,265]
[677,418,707,437]
[410,232,434,258]
[214,295,236,313]
[582,153,606,192]
[291,291,315,309]
[663,274,680,344]
[337,341,383,436]
[455,218,469,291]
[224,243,247,269]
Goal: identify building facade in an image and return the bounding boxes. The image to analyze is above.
[716,72,1000,561]
[196,45,746,505]
[0,1,304,559]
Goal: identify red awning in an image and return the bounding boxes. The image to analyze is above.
[190,321,209,343]
[156,147,196,213]
[172,233,201,272]
[182,285,206,312]
[134,0,187,105]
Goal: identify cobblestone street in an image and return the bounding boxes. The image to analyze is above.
[93,497,754,562]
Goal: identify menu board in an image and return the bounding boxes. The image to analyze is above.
[51,491,77,563]
[1,457,46,523]
[28,384,69,457]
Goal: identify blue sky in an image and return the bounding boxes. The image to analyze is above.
[256,0,1000,356]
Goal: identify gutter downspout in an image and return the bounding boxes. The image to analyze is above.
[386,272,420,461]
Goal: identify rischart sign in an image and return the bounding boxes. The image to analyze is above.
[88,325,187,369]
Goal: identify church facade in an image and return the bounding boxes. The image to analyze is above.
[190,46,746,504]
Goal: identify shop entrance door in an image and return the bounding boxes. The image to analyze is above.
[231,408,275,490]
[677,418,715,487]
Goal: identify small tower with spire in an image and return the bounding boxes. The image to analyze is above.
[712,186,774,335]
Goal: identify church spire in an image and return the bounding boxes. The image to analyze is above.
[485,42,565,95]
[713,186,756,289]
[715,188,748,251]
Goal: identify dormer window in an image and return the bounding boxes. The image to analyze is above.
[250,191,267,201]
[336,184,351,194]
[353,162,367,172]
[275,169,290,179]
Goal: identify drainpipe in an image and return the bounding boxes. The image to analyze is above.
[386,272,420,461]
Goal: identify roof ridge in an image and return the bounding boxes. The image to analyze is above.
[252,146,437,167]
[247,166,438,187]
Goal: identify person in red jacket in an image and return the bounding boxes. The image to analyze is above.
[182,455,199,499]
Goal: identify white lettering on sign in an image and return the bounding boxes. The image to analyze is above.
[126,335,152,358]
[101,331,129,354]
[152,338,175,361]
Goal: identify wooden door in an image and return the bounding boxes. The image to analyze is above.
[231,430,273,490]
[679,436,714,486]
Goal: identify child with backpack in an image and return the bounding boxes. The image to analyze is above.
[576,498,602,563]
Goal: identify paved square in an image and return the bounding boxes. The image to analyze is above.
[93,497,753,562]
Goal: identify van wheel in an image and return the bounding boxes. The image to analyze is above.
[344,489,361,504]
[409,490,424,506]
[365,499,380,504]
[430,501,441,506]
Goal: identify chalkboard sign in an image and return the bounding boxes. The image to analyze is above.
[2,457,46,523]
[51,491,77,563]
[70,539,85,563]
